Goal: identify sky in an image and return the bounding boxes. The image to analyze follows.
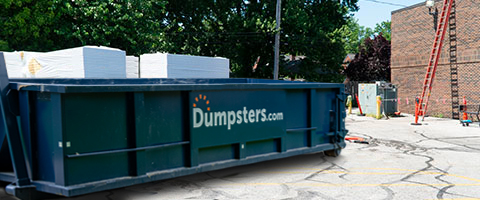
[354,0,424,28]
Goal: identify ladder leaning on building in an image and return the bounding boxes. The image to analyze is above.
[414,0,455,122]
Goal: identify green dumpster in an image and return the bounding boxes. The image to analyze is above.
[0,53,347,199]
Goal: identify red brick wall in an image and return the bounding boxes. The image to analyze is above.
[391,0,480,118]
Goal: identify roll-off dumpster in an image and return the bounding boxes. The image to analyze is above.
[0,53,347,199]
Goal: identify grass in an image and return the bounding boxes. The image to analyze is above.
[431,113,445,118]
[365,113,384,119]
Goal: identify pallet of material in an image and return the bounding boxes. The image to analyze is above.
[139,53,229,78]
[2,46,127,78]
[126,56,139,78]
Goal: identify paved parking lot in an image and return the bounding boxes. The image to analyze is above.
[2,110,480,199]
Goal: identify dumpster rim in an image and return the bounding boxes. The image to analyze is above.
[9,80,344,93]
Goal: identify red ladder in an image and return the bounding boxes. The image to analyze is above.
[417,0,455,121]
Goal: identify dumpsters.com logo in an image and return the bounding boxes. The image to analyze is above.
[192,94,284,130]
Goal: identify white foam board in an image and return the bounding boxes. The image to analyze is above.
[2,51,26,78]
[19,46,126,78]
[126,56,139,78]
[139,53,168,78]
[140,53,229,78]
[1,51,44,78]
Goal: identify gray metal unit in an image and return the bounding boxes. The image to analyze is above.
[358,83,378,115]
[358,81,397,115]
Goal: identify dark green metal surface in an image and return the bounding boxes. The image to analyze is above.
[0,77,347,199]
[63,93,130,185]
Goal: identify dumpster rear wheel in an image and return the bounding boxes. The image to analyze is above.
[324,148,342,157]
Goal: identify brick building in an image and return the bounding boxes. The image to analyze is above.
[391,0,480,118]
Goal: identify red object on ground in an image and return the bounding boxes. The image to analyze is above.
[463,96,468,120]
[345,136,369,144]
[345,137,365,141]
[355,94,363,115]
[414,97,420,124]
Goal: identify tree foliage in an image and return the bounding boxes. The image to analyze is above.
[340,19,390,54]
[339,18,372,54]
[280,0,357,82]
[344,34,391,81]
[159,0,358,81]
[54,0,168,56]
[159,1,277,79]
[0,0,168,55]
[0,0,60,51]
[374,21,391,41]
[0,0,359,82]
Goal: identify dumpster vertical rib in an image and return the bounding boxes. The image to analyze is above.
[126,92,137,176]
[183,91,198,167]
[0,54,6,167]
[0,53,31,186]
[125,92,138,176]
[18,91,33,179]
[133,92,147,175]
[308,89,315,147]
[238,142,246,159]
[51,93,66,186]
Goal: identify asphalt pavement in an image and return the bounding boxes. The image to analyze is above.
[1,110,480,200]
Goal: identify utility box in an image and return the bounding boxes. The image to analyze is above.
[358,81,397,115]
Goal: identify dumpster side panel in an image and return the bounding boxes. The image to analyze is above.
[198,144,236,164]
[189,90,287,148]
[313,89,337,145]
[0,140,12,171]
[139,92,186,173]
[245,139,279,157]
[189,90,287,165]
[32,92,57,183]
[62,93,129,186]
[285,90,309,149]
[283,88,339,149]
[317,88,337,131]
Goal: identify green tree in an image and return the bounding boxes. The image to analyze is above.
[1,0,359,82]
[339,18,394,54]
[339,18,372,54]
[160,0,358,82]
[374,21,391,41]
[339,19,390,55]
[0,40,9,51]
[160,1,278,79]
[53,0,169,56]
[0,0,168,55]
[280,0,358,82]
[0,0,60,51]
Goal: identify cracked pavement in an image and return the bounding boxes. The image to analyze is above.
[1,110,480,199]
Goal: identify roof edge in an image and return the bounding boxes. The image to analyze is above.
[391,0,441,15]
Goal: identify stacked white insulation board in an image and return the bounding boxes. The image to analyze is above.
[139,53,229,78]
[2,46,127,78]
[126,56,139,78]
[1,51,33,78]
